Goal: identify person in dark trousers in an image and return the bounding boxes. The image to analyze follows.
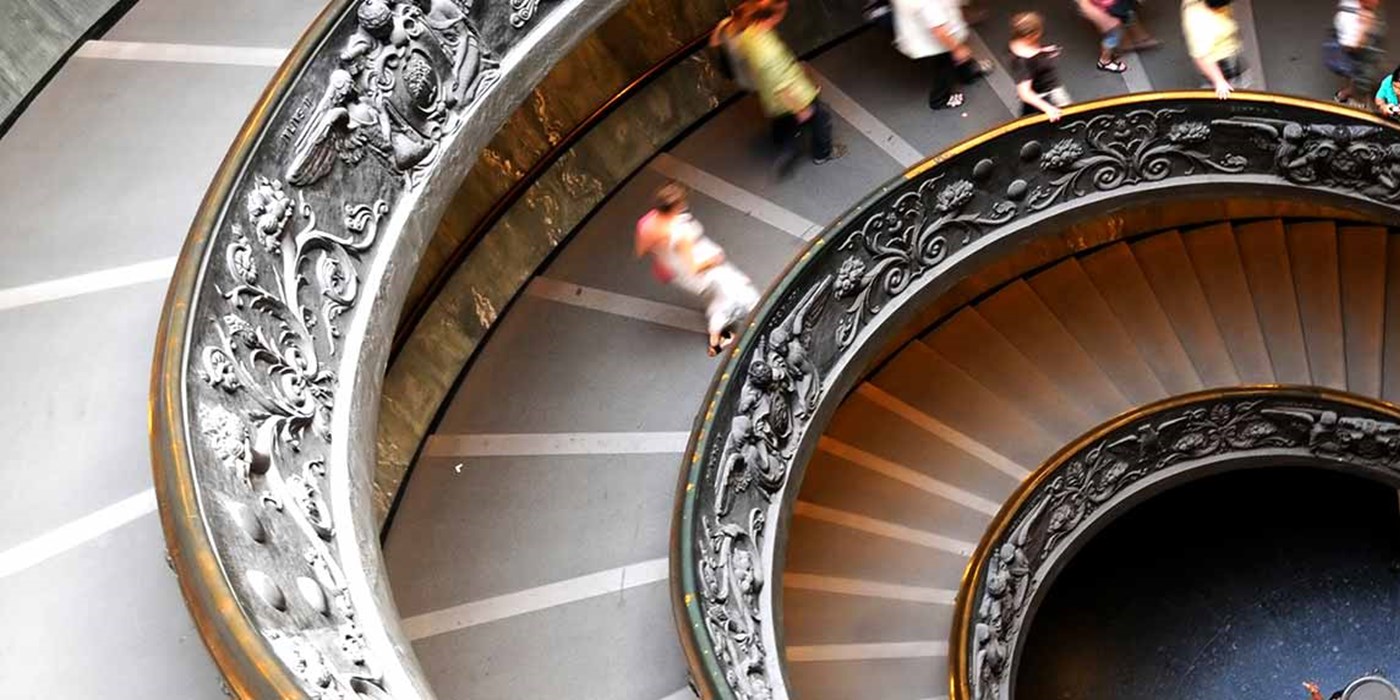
[1325,0,1385,105]
[734,0,847,175]
[1009,12,1071,120]
[891,0,988,110]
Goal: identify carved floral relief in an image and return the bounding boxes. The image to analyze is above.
[687,101,1400,700]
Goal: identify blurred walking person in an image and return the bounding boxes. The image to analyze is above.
[1324,0,1385,105]
[891,0,989,109]
[1076,0,1160,73]
[713,1,758,91]
[1009,12,1071,120]
[1182,0,1245,98]
[734,0,846,175]
[635,183,761,356]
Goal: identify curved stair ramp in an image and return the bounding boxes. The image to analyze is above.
[672,93,1400,700]
[783,215,1400,699]
[107,0,1400,695]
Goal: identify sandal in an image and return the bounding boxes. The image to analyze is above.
[1096,59,1128,73]
[933,92,965,110]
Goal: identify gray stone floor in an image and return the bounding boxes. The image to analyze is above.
[0,0,325,696]
[386,6,1397,699]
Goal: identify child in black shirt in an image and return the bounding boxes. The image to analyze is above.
[1009,12,1071,120]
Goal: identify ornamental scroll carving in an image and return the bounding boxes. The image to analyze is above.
[177,0,541,696]
[196,176,390,697]
[680,98,1400,700]
[965,395,1400,700]
[287,0,501,188]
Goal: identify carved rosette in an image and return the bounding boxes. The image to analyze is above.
[173,0,532,696]
[680,97,1400,700]
[962,393,1400,700]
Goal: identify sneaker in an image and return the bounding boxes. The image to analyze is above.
[813,143,848,165]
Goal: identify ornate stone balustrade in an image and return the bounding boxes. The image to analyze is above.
[670,93,1400,700]
[150,0,626,696]
[953,388,1400,699]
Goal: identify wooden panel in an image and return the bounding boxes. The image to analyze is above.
[1130,232,1241,387]
[976,280,1130,422]
[871,343,1063,468]
[1381,234,1400,401]
[1287,221,1347,390]
[1338,226,1387,397]
[1235,220,1312,385]
[1181,223,1274,383]
[1028,259,1167,406]
[923,309,1094,442]
[1080,243,1204,395]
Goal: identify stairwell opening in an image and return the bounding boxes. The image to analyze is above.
[1016,466,1400,699]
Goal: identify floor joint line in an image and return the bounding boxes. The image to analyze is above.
[401,557,669,640]
[0,257,176,312]
[526,276,707,334]
[856,383,1031,481]
[795,501,976,557]
[819,435,1002,516]
[808,66,923,167]
[785,640,949,662]
[422,431,691,457]
[648,153,823,240]
[74,40,288,67]
[0,489,157,579]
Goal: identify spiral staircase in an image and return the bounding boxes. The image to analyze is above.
[9,0,1400,698]
[784,216,1400,698]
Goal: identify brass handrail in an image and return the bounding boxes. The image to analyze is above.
[149,0,630,695]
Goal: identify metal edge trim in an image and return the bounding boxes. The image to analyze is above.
[946,385,1400,699]
[148,0,349,696]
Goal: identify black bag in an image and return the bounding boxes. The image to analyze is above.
[1218,55,1246,81]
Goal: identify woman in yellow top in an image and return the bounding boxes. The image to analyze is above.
[1181,0,1244,99]
[735,0,846,175]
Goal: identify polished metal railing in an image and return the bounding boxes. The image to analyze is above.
[953,387,1400,700]
[670,93,1400,700]
[150,0,625,696]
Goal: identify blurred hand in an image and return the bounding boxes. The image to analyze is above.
[1214,79,1233,100]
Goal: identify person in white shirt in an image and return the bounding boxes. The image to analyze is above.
[635,182,760,356]
[1326,0,1384,104]
[891,0,987,109]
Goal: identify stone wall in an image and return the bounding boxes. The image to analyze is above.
[0,0,124,126]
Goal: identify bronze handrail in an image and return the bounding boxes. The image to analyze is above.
[150,0,632,695]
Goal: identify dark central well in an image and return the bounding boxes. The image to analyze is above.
[1015,467,1400,698]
